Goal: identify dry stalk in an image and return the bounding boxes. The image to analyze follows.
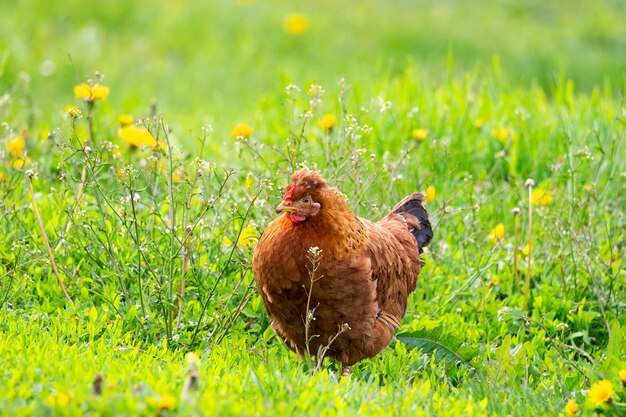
[27,171,73,303]
[524,179,534,307]
[303,246,323,370]
[512,207,521,293]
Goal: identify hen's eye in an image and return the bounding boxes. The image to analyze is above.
[302,197,311,204]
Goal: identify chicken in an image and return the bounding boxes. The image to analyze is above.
[252,169,433,375]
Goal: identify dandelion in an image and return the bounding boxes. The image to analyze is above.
[564,399,579,416]
[412,128,429,141]
[243,176,254,190]
[118,114,133,126]
[425,185,436,203]
[283,13,310,35]
[588,380,614,406]
[64,105,81,118]
[521,244,530,256]
[12,157,32,169]
[47,391,70,407]
[74,83,110,102]
[7,135,25,157]
[223,225,257,249]
[157,395,176,410]
[115,168,126,180]
[532,188,553,206]
[488,223,506,243]
[119,125,157,148]
[232,123,253,139]
[73,83,91,100]
[619,369,626,385]
[491,127,510,143]
[473,118,485,128]
[172,168,186,183]
[90,84,110,100]
[320,114,336,131]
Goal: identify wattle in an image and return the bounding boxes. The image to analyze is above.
[289,213,306,223]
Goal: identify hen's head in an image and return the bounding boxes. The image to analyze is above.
[276,169,327,223]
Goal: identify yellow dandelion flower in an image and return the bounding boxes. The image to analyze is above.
[473,118,485,128]
[47,392,70,407]
[73,83,109,102]
[588,380,614,406]
[619,369,626,384]
[172,168,186,183]
[412,128,429,141]
[64,105,81,118]
[115,168,126,180]
[7,135,26,157]
[532,188,553,206]
[488,223,506,242]
[425,185,436,203]
[157,395,176,410]
[118,125,157,147]
[491,127,510,143]
[521,244,530,256]
[90,84,110,100]
[223,225,257,250]
[73,83,91,100]
[232,123,253,139]
[12,157,31,169]
[118,114,133,126]
[564,399,579,416]
[320,113,336,131]
[243,176,254,190]
[283,13,310,35]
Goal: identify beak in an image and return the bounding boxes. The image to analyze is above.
[276,200,296,214]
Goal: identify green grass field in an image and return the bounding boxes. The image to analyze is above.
[1,1,625,416]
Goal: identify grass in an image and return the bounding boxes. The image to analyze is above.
[1,1,626,416]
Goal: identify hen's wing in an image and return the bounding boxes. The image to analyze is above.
[363,192,431,328]
[363,216,422,329]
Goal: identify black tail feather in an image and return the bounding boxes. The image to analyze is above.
[391,192,433,253]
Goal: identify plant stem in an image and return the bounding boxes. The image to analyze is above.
[54,104,94,252]
[513,209,520,293]
[28,176,73,303]
[525,182,533,307]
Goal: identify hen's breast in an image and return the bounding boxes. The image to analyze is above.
[252,216,385,359]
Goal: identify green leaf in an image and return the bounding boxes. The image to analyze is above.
[396,332,474,369]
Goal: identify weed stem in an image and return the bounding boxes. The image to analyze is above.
[28,174,73,303]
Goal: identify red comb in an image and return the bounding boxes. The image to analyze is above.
[283,182,296,202]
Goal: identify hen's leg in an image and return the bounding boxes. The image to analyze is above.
[341,365,352,377]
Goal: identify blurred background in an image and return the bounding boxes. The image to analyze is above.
[1,0,625,141]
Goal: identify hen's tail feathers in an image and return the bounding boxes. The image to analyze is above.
[391,192,433,253]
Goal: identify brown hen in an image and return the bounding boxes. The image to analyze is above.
[252,169,433,375]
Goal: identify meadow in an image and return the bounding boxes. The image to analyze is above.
[1,0,625,416]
